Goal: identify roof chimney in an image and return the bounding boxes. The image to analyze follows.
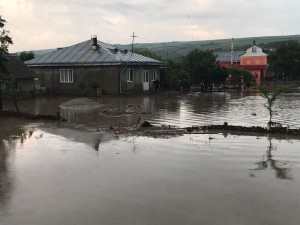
[253,40,256,46]
[91,35,98,50]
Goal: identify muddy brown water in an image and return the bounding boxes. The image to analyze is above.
[1,92,300,225]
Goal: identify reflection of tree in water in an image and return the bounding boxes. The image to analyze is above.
[0,121,34,211]
[253,138,292,180]
[186,92,228,114]
[0,142,11,210]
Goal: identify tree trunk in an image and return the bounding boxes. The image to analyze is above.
[268,109,273,127]
[13,98,19,112]
[0,85,2,110]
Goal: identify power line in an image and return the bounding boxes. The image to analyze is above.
[130,32,138,53]
[137,36,158,43]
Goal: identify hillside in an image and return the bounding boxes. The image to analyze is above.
[117,35,300,59]
[30,35,300,59]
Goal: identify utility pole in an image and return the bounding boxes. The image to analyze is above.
[230,38,234,65]
[131,32,138,53]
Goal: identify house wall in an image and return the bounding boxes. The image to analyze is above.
[121,66,160,93]
[17,79,36,92]
[30,65,160,95]
[240,56,267,66]
[31,66,120,95]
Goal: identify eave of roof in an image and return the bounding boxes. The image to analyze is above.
[237,65,268,69]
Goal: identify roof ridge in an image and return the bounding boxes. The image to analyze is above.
[25,38,164,66]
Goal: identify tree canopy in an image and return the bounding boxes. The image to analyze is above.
[183,48,218,85]
[0,15,13,110]
[258,84,289,127]
[19,51,35,61]
[0,16,13,74]
[268,40,300,80]
[133,48,163,61]
[227,68,255,89]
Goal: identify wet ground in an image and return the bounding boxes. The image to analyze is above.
[1,92,300,225]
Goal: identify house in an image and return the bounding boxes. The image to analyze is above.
[25,36,164,95]
[216,41,268,84]
[239,41,268,84]
[0,54,38,92]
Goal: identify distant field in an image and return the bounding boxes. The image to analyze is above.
[117,35,300,59]
[31,35,300,59]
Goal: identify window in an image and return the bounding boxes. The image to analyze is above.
[127,69,134,82]
[60,69,73,83]
[150,69,157,81]
[143,70,149,82]
[252,46,257,53]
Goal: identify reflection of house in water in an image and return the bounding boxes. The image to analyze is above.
[253,138,292,180]
[59,96,159,128]
[59,98,101,122]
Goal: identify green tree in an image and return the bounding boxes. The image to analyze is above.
[211,66,228,86]
[160,58,185,90]
[227,68,255,90]
[183,48,218,85]
[19,51,35,61]
[268,40,300,80]
[134,48,163,61]
[3,77,30,112]
[134,48,189,91]
[258,84,289,127]
[0,16,13,110]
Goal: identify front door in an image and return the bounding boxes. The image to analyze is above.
[143,70,149,91]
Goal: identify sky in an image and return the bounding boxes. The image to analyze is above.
[1,0,300,52]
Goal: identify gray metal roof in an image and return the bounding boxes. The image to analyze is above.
[25,39,164,66]
[215,50,245,63]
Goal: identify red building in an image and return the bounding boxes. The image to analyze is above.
[216,41,268,84]
[238,42,268,84]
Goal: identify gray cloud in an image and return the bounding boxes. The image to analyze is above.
[1,0,299,52]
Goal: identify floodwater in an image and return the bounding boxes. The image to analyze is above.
[1,92,300,225]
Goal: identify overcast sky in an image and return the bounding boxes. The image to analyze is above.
[1,0,300,52]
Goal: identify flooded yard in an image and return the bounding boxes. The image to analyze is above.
[1,92,300,225]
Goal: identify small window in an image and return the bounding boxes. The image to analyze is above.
[127,69,134,82]
[60,69,73,83]
[143,70,149,82]
[252,46,257,53]
[150,69,157,81]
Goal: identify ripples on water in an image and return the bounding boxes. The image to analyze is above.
[1,93,300,225]
[1,122,300,225]
[151,92,300,128]
[6,92,300,129]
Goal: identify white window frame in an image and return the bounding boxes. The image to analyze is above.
[60,69,73,83]
[127,69,134,82]
[150,69,157,81]
[143,70,150,82]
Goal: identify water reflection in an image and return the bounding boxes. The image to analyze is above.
[252,138,292,180]
[3,93,300,129]
[0,119,35,212]
[1,120,300,224]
